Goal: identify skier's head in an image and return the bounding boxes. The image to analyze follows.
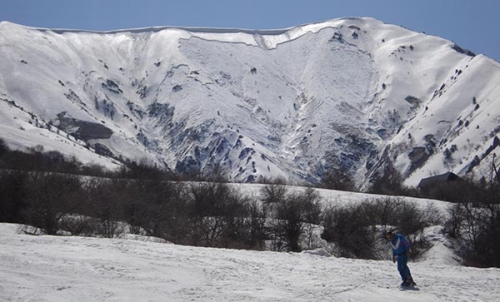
[385,231,394,240]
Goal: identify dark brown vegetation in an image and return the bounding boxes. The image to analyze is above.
[1,138,499,267]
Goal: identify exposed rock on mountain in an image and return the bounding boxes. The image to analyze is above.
[1,18,499,187]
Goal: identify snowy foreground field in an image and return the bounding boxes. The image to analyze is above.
[1,223,499,302]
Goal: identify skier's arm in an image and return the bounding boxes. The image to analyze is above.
[392,242,397,262]
[401,235,412,256]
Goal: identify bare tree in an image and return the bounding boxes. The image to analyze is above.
[23,172,82,235]
[84,178,126,238]
[186,181,247,247]
[0,170,28,223]
[321,167,356,191]
[445,182,500,267]
[369,163,406,196]
[240,199,267,250]
[268,187,322,252]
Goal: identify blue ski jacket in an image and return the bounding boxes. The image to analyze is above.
[390,233,411,256]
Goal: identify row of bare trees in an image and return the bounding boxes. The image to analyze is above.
[0,166,443,258]
[0,167,320,251]
[358,156,500,267]
[321,198,442,259]
[2,138,499,266]
[441,180,500,268]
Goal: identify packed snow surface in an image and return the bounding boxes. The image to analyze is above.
[1,223,499,302]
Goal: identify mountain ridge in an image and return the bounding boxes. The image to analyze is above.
[1,17,499,187]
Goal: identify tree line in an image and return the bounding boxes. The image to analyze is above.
[0,138,499,267]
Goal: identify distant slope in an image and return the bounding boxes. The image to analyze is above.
[1,17,499,186]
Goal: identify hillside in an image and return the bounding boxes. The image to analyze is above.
[1,17,499,187]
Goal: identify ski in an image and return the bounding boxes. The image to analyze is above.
[399,284,420,291]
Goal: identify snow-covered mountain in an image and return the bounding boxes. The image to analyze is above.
[1,17,499,187]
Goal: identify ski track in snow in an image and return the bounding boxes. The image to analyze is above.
[1,224,499,302]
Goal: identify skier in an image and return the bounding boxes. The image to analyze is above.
[385,231,416,287]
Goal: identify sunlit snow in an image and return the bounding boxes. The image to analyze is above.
[1,17,499,186]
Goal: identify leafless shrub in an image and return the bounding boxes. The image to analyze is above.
[23,172,83,235]
[321,197,439,260]
[443,183,500,267]
[266,187,322,252]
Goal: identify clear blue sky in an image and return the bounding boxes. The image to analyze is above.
[1,0,499,61]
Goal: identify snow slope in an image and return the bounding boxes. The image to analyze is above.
[1,17,499,187]
[1,223,499,302]
[0,182,496,301]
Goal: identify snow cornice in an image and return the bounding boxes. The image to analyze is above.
[0,17,379,36]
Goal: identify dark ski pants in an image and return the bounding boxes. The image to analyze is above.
[396,253,412,282]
